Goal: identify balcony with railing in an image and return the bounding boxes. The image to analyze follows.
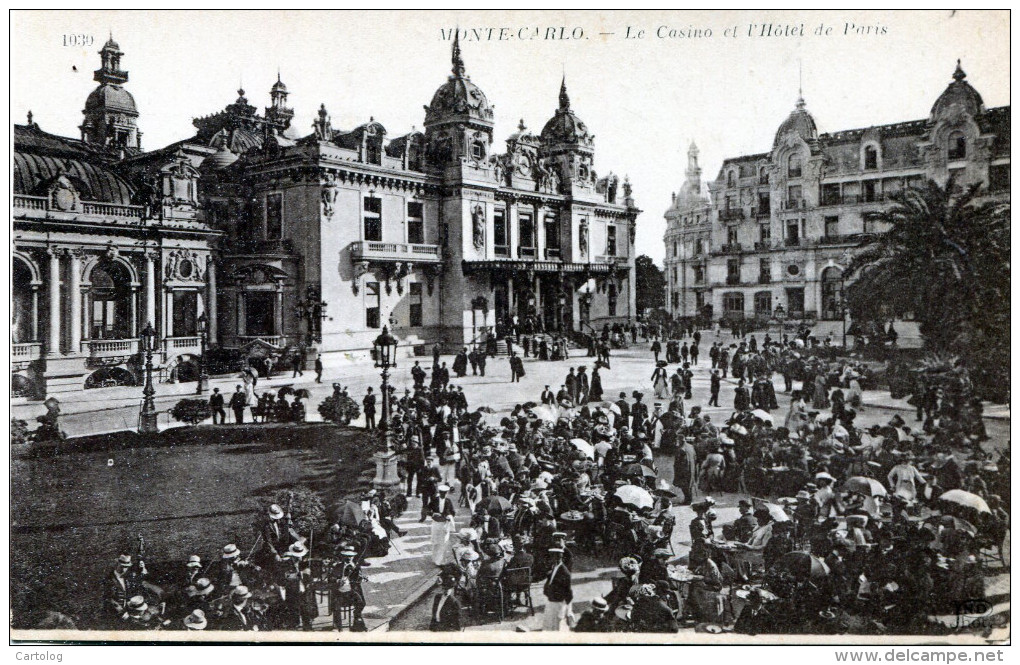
[544,247,561,260]
[81,338,139,358]
[14,194,145,219]
[784,237,802,247]
[726,274,742,286]
[783,198,806,210]
[818,193,887,207]
[719,243,743,254]
[494,245,510,258]
[349,241,442,263]
[758,274,772,284]
[753,241,772,251]
[752,206,771,218]
[594,255,629,265]
[13,342,43,361]
[167,336,201,351]
[517,246,537,258]
[817,234,861,246]
[719,208,746,222]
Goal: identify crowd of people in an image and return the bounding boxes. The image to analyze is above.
[97,319,1007,635]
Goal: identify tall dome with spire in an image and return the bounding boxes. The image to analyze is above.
[540,77,594,153]
[424,32,494,128]
[80,34,141,150]
[931,59,985,118]
[773,95,817,148]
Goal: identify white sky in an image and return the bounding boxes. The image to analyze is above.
[11,10,1009,264]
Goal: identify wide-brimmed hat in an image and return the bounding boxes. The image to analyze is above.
[438,484,451,493]
[268,504,285,520]
[615,600,634,621]
[191,578,214,596]
[692,497,716,512]
[186,554,202,569]
[652,548,671,559]
[183,609,207,630]
[127,595,148,613]
[591,597,609,611]
[284,542,309,559]
[340,546,357,557]
[221,544,241,559]
[231,585,252,601]
[117,554,132,566]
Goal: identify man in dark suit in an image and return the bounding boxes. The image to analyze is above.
[576,367,590,405]
[542,547,573,631]
[565,368,578,403]
[477,351,487,377]
[616,392,631,430]
[209,388,226,424]
[229,385,247,424]
[314,354,324,383]
[429,573,462,631]
[103,554,148,625]
[217,585,266,631]
[260,503,299,570]
[509,352,525,383]
[541,385,555,405]
[630,392,648,434]
[709,369,721,407]
[363,387,377,430]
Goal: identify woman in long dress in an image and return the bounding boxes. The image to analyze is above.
[812,373,830,409]
[428,485,457,565]
[651,363,671,400]
[589,366,604,402]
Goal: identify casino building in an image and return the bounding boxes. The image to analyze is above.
[13,36,639,397]
[664,61,1009,336]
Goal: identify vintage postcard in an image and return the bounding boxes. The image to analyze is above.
[9,9,1010,647]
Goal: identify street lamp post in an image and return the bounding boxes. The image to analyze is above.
[138,322,158,434]
[196,312,209,394]
[371,325,401,490]
[841,302,849,349]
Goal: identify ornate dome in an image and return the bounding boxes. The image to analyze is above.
[774,97,818,147]
[85,84,137,114]
[202,145,239,170]
[931,60,984,118]
[424,34,493,127]
[540,78,594,151]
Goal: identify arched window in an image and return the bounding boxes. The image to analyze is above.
[12,259,34,344]
[89,262,134,340]
[863,145,878,170]
[787,153,802,178]
[948,132,966,160]
[820,267,844,321]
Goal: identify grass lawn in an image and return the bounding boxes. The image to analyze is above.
[11,423,378,628]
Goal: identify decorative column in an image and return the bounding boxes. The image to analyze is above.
[164,288,174,338]
[145,253,156,329]
[69,250,82,354]
[274,282,284,338]
[206,258,218,344]
[130,285,139,337]
[47,248,62,355]
[31,285,40,341]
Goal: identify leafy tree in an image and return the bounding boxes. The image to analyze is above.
[634,254,665,314]
[845,179,1009,400]
[170,398,213,425]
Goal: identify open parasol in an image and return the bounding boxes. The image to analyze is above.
[754,500,792,523]
[926,515,978,537]
[530,405,559,423]
[475,406,497,414]
[937,489,991,515]
[844,476,887,498]
[570,438,595,459]
[590,401,622,416]
[614,484,654,510]
[594,441,614,458]
[623,463,657,479]
[750,409,774,424]
[479,495,513,514]
[773,551,830,580]
[337,501,366,528]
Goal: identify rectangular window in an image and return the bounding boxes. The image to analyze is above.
[693,265,705,284]
[695,291,705,310]
[245,292,275,336]
[785,221,800,246]
[407,202,424,244]
[757,193,770,214]
[363,196,382,241]
[786,287,805,315]
[607,283,617,316]
[754,292,772,315]
[173,291,198,337]
[727,258,740,284]
[265,193,283,240]
[787,184,802,204]
[494,208,508,255]
[672,266,678,282]
[607,225,617,256]
[759,258,771,284]
[821,183,841,206]
[862,180,879,203]
[759,224,771,244]
[948,135,967,161]
[693,240,703,257]
[989,164,1010,191]
[409,282,423,327]
[518,212,535,257]
[824,216,839,238]
[727,227,739,246]
[365,282,381,328]
[546,214,563,250]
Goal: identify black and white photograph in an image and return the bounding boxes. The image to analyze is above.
[8,9,1011,648]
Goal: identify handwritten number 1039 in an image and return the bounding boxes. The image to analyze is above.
[63,34,94,47]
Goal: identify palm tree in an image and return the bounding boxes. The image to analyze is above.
[845,178,1009,398]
